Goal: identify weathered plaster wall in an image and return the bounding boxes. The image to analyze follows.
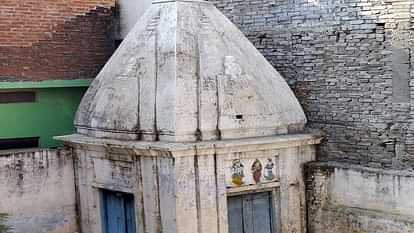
[209,0,414,168]
[305,162,414,233]
[0,149,77,233]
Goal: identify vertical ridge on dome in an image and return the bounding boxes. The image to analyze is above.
[138,8,160,141]
[172,1,202,141]
[155,1,178,140]
[197,7,221,141]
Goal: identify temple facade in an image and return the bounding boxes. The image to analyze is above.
[0,0,413,233]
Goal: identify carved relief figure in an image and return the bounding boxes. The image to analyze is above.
[264,158,275,181]
[251,159,262,183]
[231,159,244,186]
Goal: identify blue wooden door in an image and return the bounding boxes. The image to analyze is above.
[228,192,275,233]
[101,190,136,233]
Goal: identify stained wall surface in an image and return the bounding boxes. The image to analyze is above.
[64,134,319,233]
[306,162,414,233]
[0,149,77,233]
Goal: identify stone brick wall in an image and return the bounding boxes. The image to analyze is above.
[209,0,414,168]
[0,0,116,81]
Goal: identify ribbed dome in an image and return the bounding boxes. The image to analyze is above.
[74,0,307,142]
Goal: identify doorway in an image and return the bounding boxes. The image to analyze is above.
[101,189,136,233]
[227,191,275,233]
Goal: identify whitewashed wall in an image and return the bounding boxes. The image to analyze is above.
[306,162,414,233]
[116,0,152,39]
[0,149,77,233]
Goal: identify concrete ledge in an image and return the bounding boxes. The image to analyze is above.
[56,133,322,157]
[306,161,414,177]
[0,79,92,89]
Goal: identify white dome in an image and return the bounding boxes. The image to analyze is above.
[74,0,307,142]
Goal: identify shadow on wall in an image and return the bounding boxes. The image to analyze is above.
[0,6,116,82]
[212,0,413,168]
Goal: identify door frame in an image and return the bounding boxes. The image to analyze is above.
[100,189,137,233]
[226,184,282,233]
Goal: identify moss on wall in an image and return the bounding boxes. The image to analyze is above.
[0,213,11,233]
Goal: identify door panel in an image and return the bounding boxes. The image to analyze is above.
[125,194,136,233]
[228,192,275,233]
[101,190,136,233]
[252,192,273,233]
[228,196,244,233]
[242,196,254,233]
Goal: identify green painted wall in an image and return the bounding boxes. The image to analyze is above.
[0,87,87,148]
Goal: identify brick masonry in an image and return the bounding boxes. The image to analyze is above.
[209,0,414,169]
[0,0,116,81]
